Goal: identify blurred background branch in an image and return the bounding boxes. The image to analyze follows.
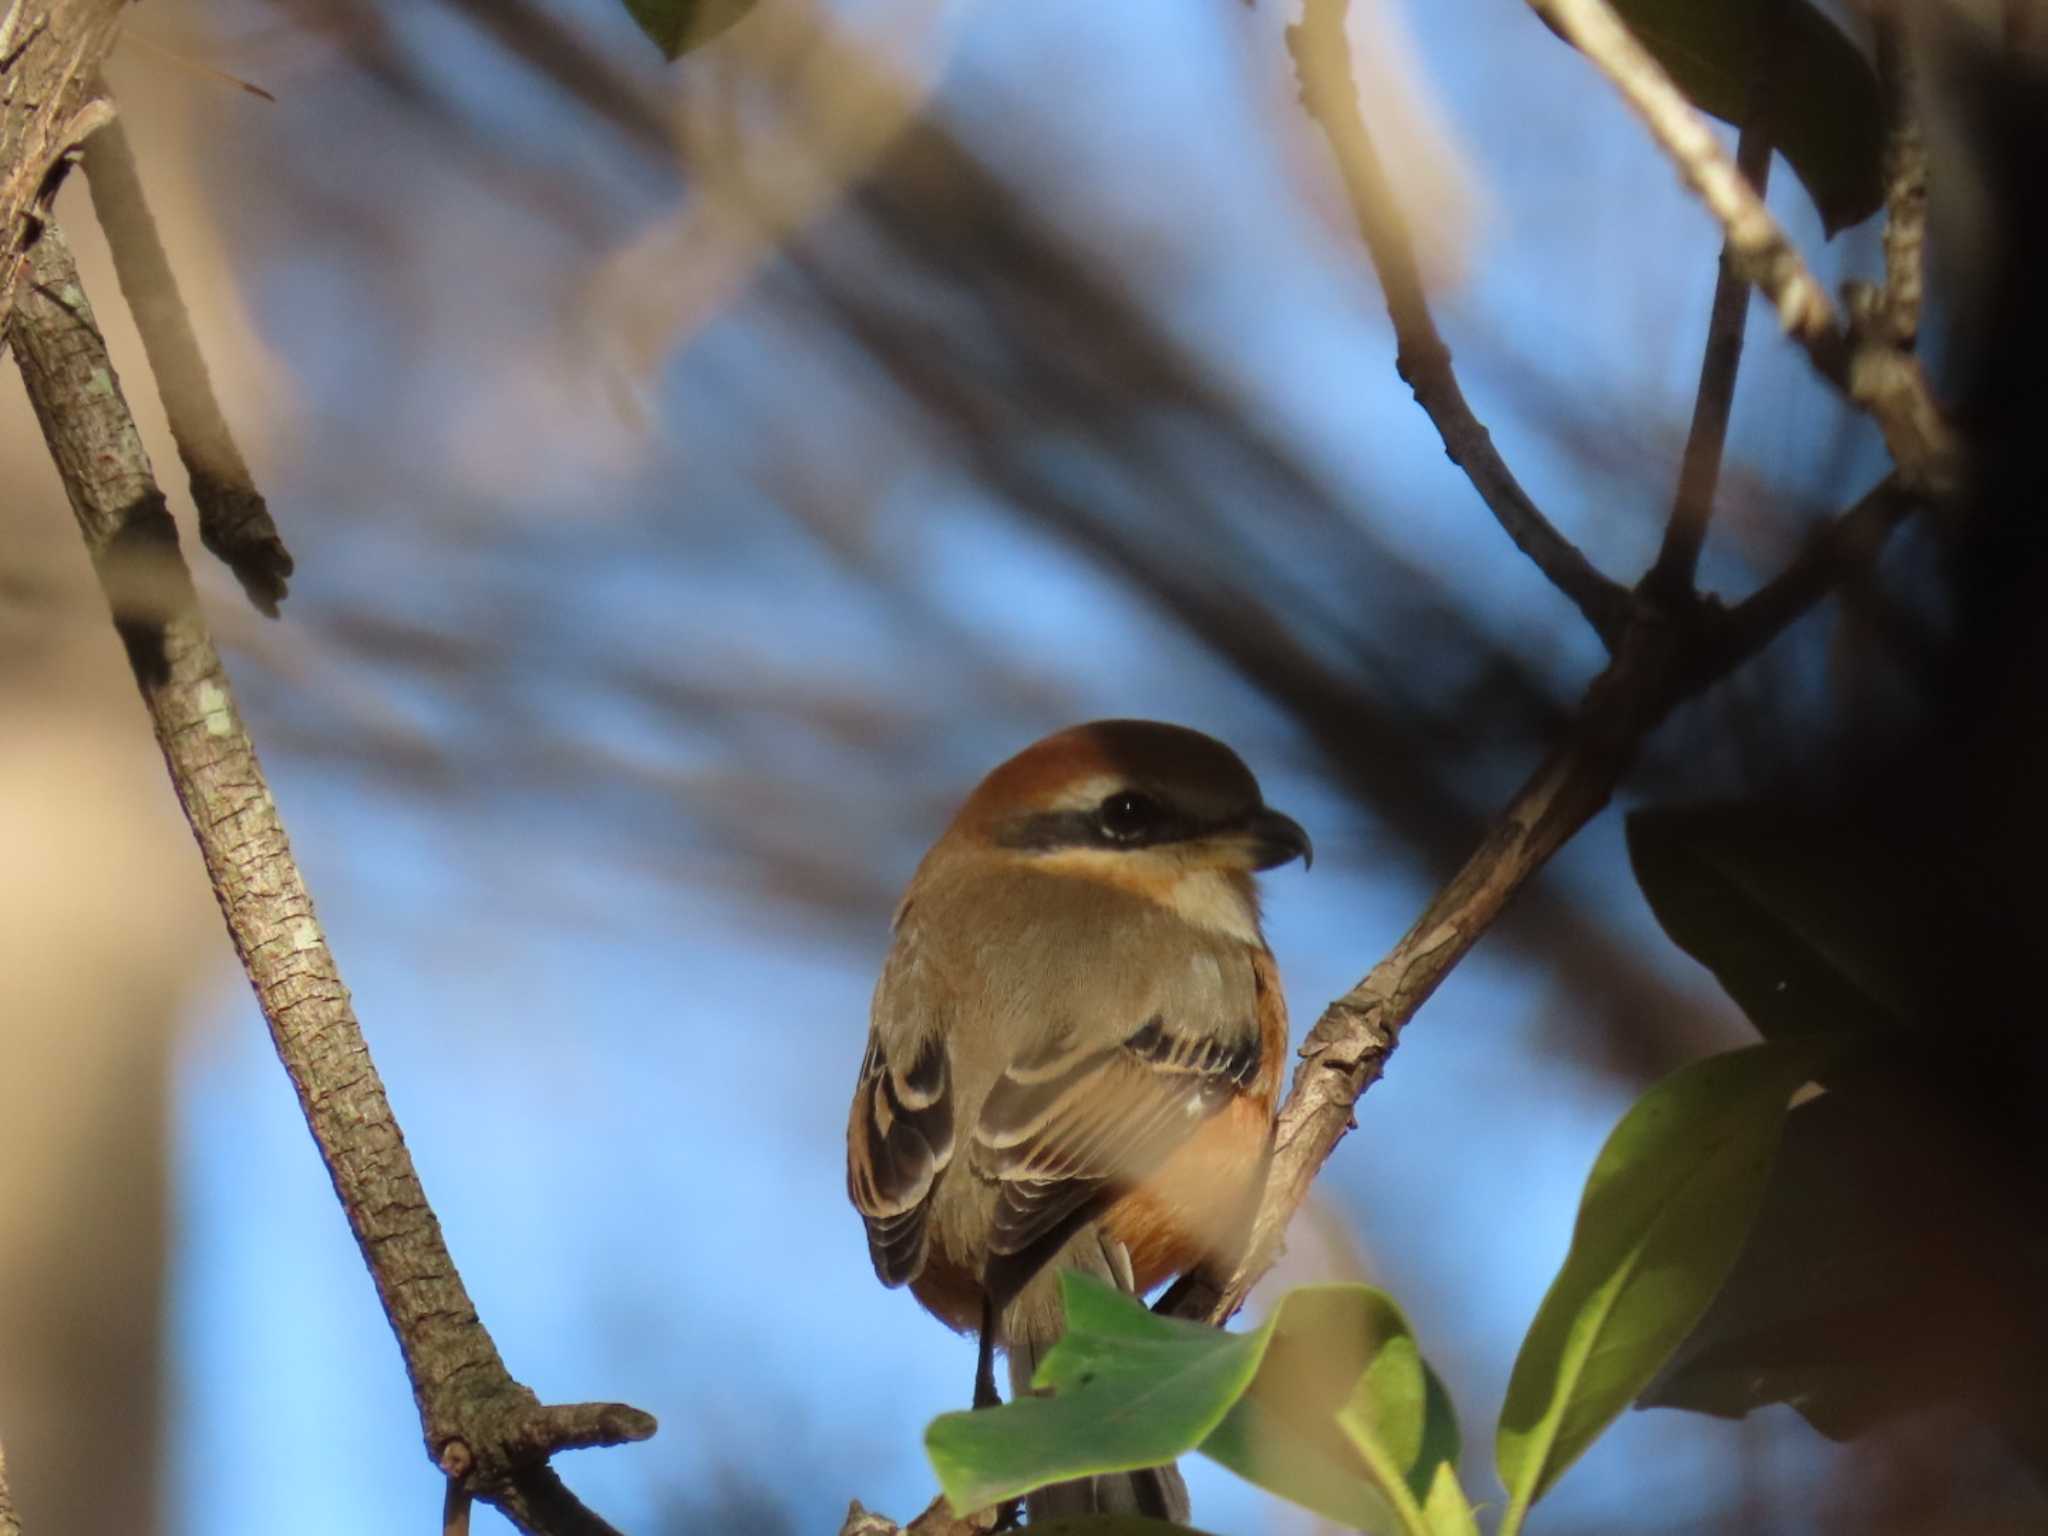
[83,117,296,614]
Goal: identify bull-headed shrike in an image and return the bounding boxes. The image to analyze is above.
[848,720,1309,1522]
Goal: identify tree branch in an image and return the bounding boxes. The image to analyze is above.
[1644,18,1778,597]
[8,220,653,1536]
[0,0,124,333]
[83,116,295,615]
[1170,472,1916,1324]
[1288,0,1631,649]
[1525,0,1959,496]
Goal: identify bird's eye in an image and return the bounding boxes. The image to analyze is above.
[1097,790,1162,843]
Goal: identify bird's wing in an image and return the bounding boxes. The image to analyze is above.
[846,1023,955,1288]
[972,1009,1261,1305]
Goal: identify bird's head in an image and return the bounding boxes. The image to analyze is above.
[927,720,1310,937]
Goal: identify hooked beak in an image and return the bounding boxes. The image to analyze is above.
[1245,806,1312,872]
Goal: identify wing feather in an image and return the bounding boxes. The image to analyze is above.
[847,1030,955,1287]
[974,1014,1260,1304]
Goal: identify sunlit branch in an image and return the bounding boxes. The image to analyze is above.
[0,0,124,335]
[1288,0,1632,650]
[1524,0,1959,495]
[8,220,653,1536]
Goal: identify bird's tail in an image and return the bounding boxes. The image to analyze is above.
[1006,1235,1191,1525]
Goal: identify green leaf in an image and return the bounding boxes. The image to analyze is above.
[1024,1522,1215,1536]
[1543,0,1885,235]
[1639,1064,2030,1444]
[1495,1037,1841,1521]
[1626,806,1975,1040]
[1204,1287,1454,1534]
[1420,1446,1483,1536]
[617,0,757,60]
[927,1278,1466,1535]
[925,1278,1268,1515]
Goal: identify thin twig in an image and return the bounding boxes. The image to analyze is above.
[1171,472,1919,1324]
[1287,0,1631,649]
[8,221,654,1536]
[1644,17,1778,596]
[82,117,295,615]
[1525,0,1959,495]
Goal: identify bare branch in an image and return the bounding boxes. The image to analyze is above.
[1288,0,1631,648]
[8,220,653,1536]
[1645,21,1778,597]
[83,118,295,614]
[1172,472,1920,1324]
[1525,0,1960,495]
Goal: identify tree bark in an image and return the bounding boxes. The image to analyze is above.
[0,0,125,329]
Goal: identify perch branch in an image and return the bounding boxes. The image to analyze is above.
[1524,0,1959,496]
[8,220,653,1536]
[1287,0,1630,648]
[83,116,295,614]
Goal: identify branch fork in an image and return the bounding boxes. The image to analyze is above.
[1167,0,1932,1330]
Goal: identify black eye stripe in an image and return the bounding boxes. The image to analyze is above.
[995,801,1207,853]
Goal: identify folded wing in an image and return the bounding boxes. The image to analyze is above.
[846,1029,955,1287]
[975,1014,1260,1306]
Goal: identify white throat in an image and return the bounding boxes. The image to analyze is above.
[1167,868,1262,944]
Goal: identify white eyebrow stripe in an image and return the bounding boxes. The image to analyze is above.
[1045,774,1125,811]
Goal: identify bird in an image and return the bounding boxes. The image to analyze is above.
[846,719,1309,1523]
